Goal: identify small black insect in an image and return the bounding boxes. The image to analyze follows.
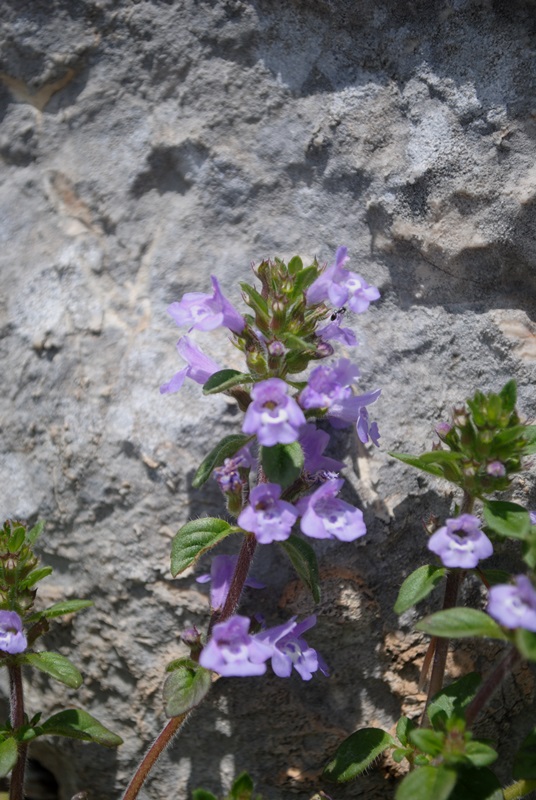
[330,306,347,321]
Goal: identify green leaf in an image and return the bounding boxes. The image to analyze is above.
[390,453,446,479]
[396,716,417,746]
[287,256,303,275]
[279,535,321,604]
[26,521,45,545]
[499,379,517,413]
[228,771,254,799]
[280,332,313,352]
[464,741,498,768]
[192,791,218,800]
[513,727,536,778]
[480,568,512,586]
[394,565,447,614]
[452,766,503,800]
[409,729,445,756]
[483,501,530,540]
[41,600,93,619]
[260,442,304,489]
[24,652,83,689]
[8,527,25,552]
[427,673,482,729]
[396,765,457,800]
[20,566,53,590]
[0,738,18,778]
[323,728,394,782]
[293,265,320,296]
[203,370,252,395]
[163,658,212,717]
[521,425,536,455]
[41,709,123,747]
[416,608,507,640]
[171,518,233,577]
[192,434,252,490]
[515,628,536,662]
[240,283,271,324]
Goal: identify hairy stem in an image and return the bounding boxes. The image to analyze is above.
[422,492,474,721]
[503,780,536,800]
[122,713,189,800]
[465,646,521,728]
[9,663,27,800]
[209,533,257,633]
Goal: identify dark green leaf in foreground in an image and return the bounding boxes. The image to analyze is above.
[396,765,457,800]
[324,728,394,782]
[499,379,517,413]
[228,771,255,799]
[41,600,93,619]
[427,673,481,729]
[203,369,252,395]
[513,727,536,779]
[260,442,304,489]
[521,424,536,455]
[287,255,303,275]
[24,652,83,689]
[483,500,531,540]
[20,566,53,590]
[192,791,218,800]
[163,658,212,718]
[171,518,233,577]
[416,608,507,641]
[464,741,498,768]
[394,565,447,614]
[452,766,503,800]
[279,535,321,604]
[0,737,18,778]
[41,709,123,747]
[192,434,252,489]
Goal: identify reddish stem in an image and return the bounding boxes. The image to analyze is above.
[122,713,188,800]
[9,663,27,800]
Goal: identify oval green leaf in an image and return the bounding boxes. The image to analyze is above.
[279,534,321,604]
[192,434,252,490]
[396,765,457,800]
[390,453,445,479]
[171,518,233,577]
[513,727,536,779]
[24,652,83,689]
[163,658,212,718]
[427,672,481,729]
[41,600,93,619]
[416,608,507,640]
[394,565,447,614]
[515,628,536,662]
[0,738,18,778]
[464,741,498,767]
[260,442,304,489]
[324,728,394,782]
[41,708,123,747]
[483,501,531,540]
[203,370,252,395]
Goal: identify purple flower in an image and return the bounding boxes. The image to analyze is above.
[296,478,367,541]
[167,276,245,334]
[160,335,221,394]
[298,424,345,475]
[487,575,536,631]
[487,461,506,477]
[238,483,299,544]
[196,555,264,611]
[329,387,382,445]
[427,514,493,569]
[242,378,306,446]
[214,445,256,494]
[530,511,536,526]
[299,359,360,410]
[0,611,27,654]
[199,615,272,676]
[316,318,358,347]
[306,247,380,314]
[256,615,329,681]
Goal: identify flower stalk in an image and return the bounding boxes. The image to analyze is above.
[8,662,26,800]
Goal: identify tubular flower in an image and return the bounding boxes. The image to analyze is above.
[242,378,306,446]
[160,335,221,394]
[167,275,245,333]
[0,611,27,654]
[196,555,264,611]
[199,615,272,677]
[256,615,329,681]
[427,514,493,569]
[238,483,298,544]
[487,575,536,631]
[297,478,367,541]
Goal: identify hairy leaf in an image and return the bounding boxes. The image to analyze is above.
[163,658,212,718]
[171,518,233,577]
[279,535,321,604]
[24,652,83,689]
[41,709,123,747]
[203,370,252,395]
[192,434,252,489]
[396,765,457,800]
[483,501,531,540]
[260,442,304,489]
[324,728,394,782]
[0,738,18,778]
[394,565,447,614]
[416,608,507,640]
[41,600,93,619]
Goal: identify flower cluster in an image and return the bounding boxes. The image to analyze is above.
[199,614,328,681]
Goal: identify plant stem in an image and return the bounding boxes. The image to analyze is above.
[422,492,474,721]
[9,663,27,800]
[209,533,257,633]
[122,712,190,800]
[465,646,521,728]
[504,780,536,800]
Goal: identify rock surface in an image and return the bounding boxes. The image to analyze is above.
[1,0,536,798]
